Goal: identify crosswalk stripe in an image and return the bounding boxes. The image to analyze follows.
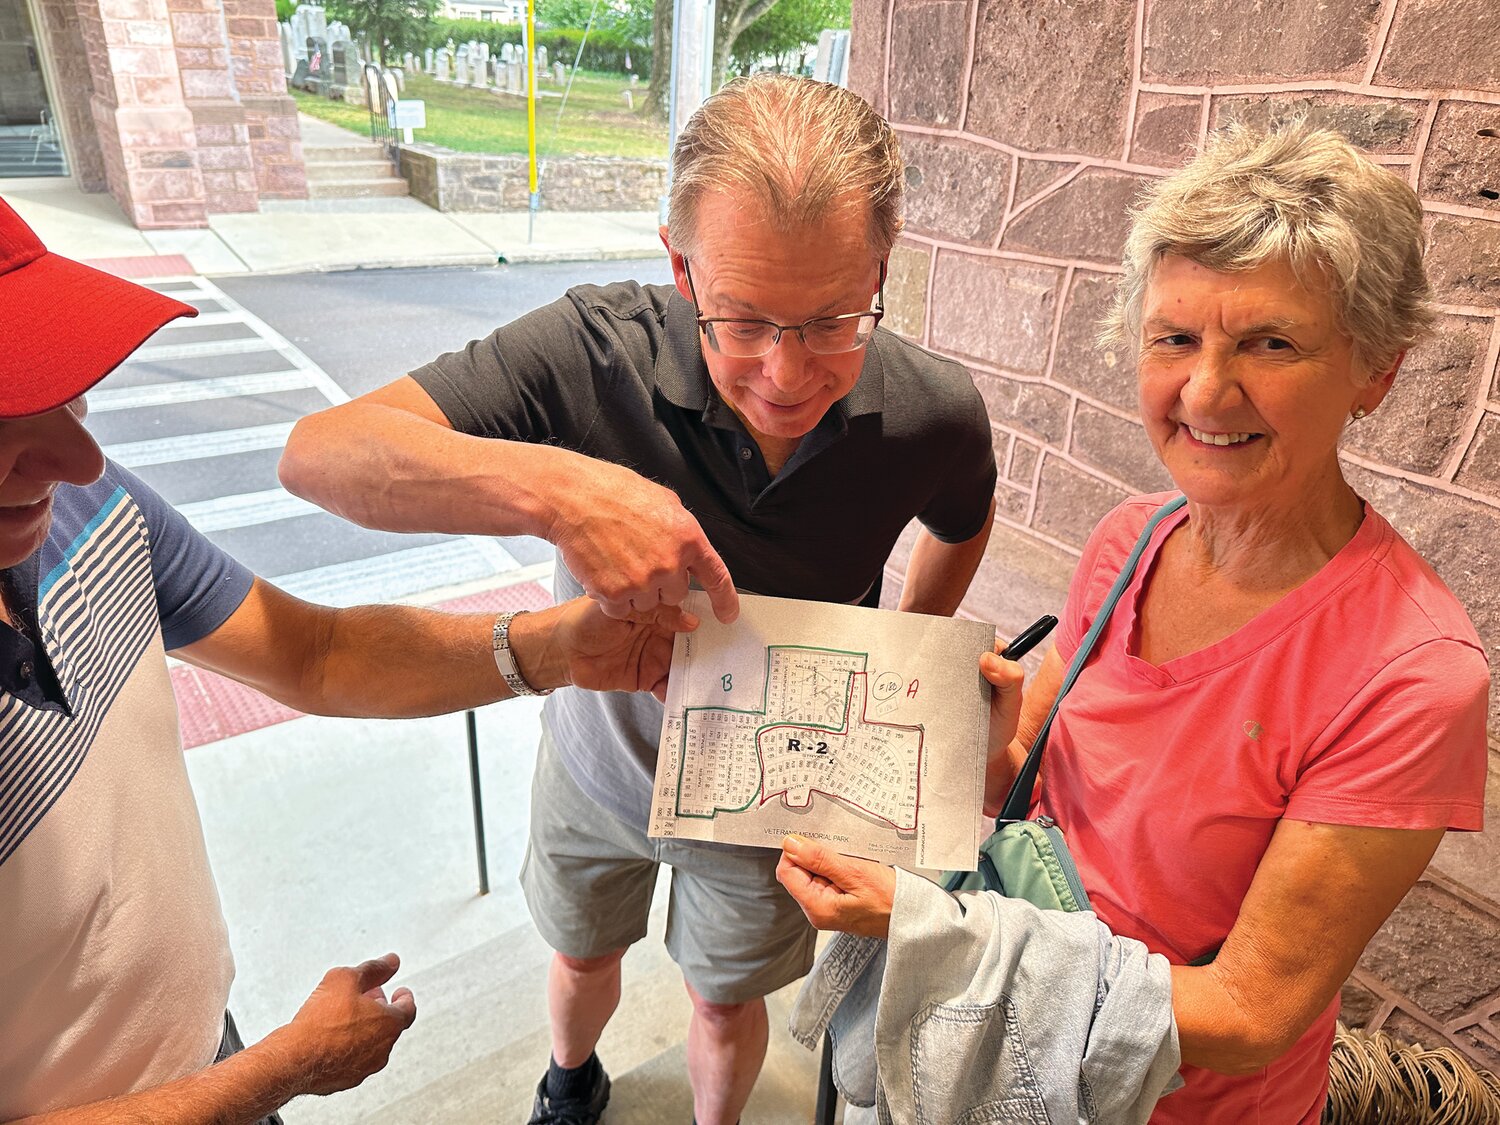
[105,423,294,468]
[272,539,521,608]
[130,337,280,362]
[176,488,322,533]
[163,310,249,329]
[89,370,316,412]
[191,277,352,406]
[110,276,524,616]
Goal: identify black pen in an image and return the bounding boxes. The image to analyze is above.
[999,614,1058,662]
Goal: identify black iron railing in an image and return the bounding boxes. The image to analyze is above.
[363,63,401,166]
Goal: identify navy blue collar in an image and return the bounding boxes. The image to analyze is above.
[0,554,70,713]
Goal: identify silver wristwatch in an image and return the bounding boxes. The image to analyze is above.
[492,610,551,697]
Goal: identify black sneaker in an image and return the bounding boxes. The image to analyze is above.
[528,1065,611,1124]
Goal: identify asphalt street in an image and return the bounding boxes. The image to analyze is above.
[86,259,673,604]
[217,259,673,397]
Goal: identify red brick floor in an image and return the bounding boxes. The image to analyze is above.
[80,254,196,279]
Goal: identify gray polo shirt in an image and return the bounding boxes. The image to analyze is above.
[413,280,995,829]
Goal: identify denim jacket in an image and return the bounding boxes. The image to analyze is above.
[790,869,1183,1124]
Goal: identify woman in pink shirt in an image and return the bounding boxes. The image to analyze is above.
[779,122,1490,1122]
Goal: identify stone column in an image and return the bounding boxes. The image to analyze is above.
[73,0,208,227]
[166,0,256,213]
[222,0,307,199]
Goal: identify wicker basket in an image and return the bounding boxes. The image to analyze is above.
[1324,1022,1500,1124]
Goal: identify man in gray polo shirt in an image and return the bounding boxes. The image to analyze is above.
[281,75,997,1124]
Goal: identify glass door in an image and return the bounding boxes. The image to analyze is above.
[0,0,68,177]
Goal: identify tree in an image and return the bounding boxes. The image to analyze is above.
[711,0,776,85]
[728,0,847,74]
[644,0,671,120]
[328,0,439,65]
[645,0,841,121]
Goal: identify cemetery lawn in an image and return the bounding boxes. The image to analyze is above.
[291,70,667,158]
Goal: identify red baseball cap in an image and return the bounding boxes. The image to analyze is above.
[0,194,197,419]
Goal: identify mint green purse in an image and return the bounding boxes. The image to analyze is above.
[944,496,1187,910]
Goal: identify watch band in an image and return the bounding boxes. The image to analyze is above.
[492,610,552,697]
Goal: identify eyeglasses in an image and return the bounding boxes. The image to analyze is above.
[682,258,885,358]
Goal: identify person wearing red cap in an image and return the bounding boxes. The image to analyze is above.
[0,196,698,1123]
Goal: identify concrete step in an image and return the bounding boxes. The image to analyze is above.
[305,158,401,182]
[302,143,389,162]
[306,178,410,199]
[279,902,827,1124]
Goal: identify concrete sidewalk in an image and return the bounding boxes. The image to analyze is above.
[4,115,664,277]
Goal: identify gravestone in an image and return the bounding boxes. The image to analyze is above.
[424,46,434,73]
[435,46,451,81]
[289,5,318,59]
[300,34,328,93]
[293,3,326,43]
[328,37,356,96]
[500,42,515,64]
[552,61,565,84]
[536,45,547,74]
[362,63,383,112]
[454,44,469,85]
[278,22,295,77]
[471,45,489,90]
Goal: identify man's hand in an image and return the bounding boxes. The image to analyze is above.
[511,597,699,701]
[271,954,416,1097]
[517,597,699,701]
[980,646,1025,817]
[776,835,896,939]
[546,460,739,624]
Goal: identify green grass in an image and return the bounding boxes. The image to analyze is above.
[292,70,667,159]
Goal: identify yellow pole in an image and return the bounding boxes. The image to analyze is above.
[526,0,539,240]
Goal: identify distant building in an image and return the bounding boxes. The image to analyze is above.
[442,0,524,22]
[2,0,308,227]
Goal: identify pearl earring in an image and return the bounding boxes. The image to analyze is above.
[1351,407,1367,420]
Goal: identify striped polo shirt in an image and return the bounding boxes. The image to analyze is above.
[0,461,253,1116]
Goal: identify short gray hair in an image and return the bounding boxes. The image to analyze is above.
[666,75,904,260]
[1103,121,1435,375]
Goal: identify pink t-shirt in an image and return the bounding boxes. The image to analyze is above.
[1041,493,1489,1124]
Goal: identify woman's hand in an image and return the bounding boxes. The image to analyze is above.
[980,647,1026,816]
[776,834,896,939]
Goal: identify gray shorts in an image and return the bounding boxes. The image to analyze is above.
[520,721,816,1005]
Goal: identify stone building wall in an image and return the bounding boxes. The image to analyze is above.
[400,145,667,212]
[859,0,1500,1072]
[221,0,305,198]
[34,0,304,225]
[72,0,211,226]
[168,0,257,213]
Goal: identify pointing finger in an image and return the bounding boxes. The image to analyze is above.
[690,547,739,624]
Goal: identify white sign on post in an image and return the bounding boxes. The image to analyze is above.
[389,98,426,143]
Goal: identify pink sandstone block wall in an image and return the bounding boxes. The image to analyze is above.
[861,0,1500,1072]
[37,0,305,222]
